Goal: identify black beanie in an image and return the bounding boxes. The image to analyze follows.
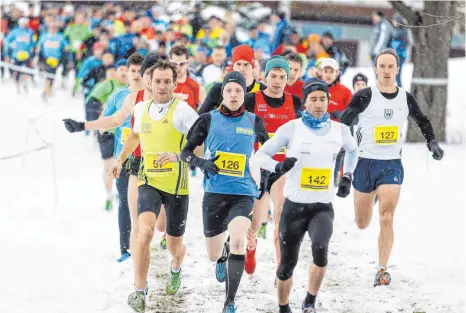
[302,78,329,103]
[352,73,368,88]
[221,71,247,95]
[140,54,160,76]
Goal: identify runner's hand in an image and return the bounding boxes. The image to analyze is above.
[63,118,85,133]
[156,152,179,167]
[275,157,297,174]
[174,93,189,101]
[196,155,220,179]
[428,140,444,160]
[109,160,122,179]
[337,173,352,198]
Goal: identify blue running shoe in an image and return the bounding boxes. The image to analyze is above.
[215,242,230,283]
[117,251,131,263]
[222,302,235,313]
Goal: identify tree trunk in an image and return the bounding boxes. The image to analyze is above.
[391,1,457,143]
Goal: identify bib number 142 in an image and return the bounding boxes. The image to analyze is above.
[300,168,331,191]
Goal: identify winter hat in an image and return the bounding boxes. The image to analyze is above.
[231,44,255,68]
[115,59,127,69]
[302,77,329,103]
[139,54,160,76]
[221,71,247,95]
[352,73,368,88]
[264,56,290,78]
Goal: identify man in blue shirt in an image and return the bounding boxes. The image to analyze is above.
[101,53,145,263]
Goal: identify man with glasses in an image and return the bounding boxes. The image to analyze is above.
[170,45,205,111]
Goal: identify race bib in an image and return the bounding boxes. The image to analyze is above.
[374,125,399,145]
[215,151,246,178]
[259,133,286,154]
[16,51,30,61]
[121,127,131,144]
[46,57,59,68]
[300,168,331,191]
[144,152,175,177]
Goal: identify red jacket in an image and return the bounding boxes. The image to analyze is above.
[327,82,352,121]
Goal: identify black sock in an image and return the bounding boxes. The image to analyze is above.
[224,253,245,306]
[279,303,291,313]
[304,292,316,305]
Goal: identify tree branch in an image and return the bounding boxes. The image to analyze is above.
[389,0,421,25]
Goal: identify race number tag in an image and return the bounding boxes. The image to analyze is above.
[16,51,30,61]
[300,168,331,191]
[121,127,131,144]
[374,125,399,145]
[259,133,286,154]
[144,152,175,177]
[215,151,246,178]
[46,57,59,68]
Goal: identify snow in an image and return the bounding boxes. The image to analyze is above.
[1,76,465,313]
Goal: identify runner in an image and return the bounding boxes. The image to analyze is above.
[181,71,268,313]
[101,53,145,262]
[251,77,359,313]
[198,44,266,115]
[243,56,302,277]
[63,53,167,285]
[352,72,368,92]
[284,52,304,100]
[340,48,444,286]
[109,59,199,312]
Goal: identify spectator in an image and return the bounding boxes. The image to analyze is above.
[370,10,393,62]
[321,31,350,75]
[389,13,412,87]
[201,45,226,85]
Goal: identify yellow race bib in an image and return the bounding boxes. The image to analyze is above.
[300,168,331,191]
[46,57,59,68]
[259,133,286,154]
[16,51,30,61]
[215,151,246,178]
[144,152,175,177]
[121,127,131,144]
[374,125,399,145]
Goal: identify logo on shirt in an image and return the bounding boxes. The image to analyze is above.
[384,109,393,119]
[265,113,289,120]
[257,103,267,112]
[162,119,169,124]
[236,127,253,136]
[141,123,152,134]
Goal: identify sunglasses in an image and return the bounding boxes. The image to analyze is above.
[170,60,188,67]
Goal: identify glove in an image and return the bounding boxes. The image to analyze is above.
[275,157,297,174]
[99,132,114,143]
[330,111,343,120]
[258,169,271,199]
[193,155,220,179]
[63,118,85,133]
[337,173,353,198]
[427,140,444,160]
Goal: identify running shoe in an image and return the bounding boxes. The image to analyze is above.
[128,290,146,313]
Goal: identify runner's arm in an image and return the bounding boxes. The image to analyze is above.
[116,130,139,165]
[198,85,206,104]
[292,95,303,118]
[406,92,436,143]
[180,113,211,163]
[340,88,372,126]
[84,92,135,131]
[341,125,359,174]
[254,115,269,144]
[250,121,293,173]
[198,83,222,114]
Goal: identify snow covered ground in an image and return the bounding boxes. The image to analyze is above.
[0,75,465,313]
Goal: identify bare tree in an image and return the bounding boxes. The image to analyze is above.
[389,1,460,142]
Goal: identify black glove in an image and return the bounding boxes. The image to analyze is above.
[330,111,343,120]
[192,155,220,179]
[99,132,114,143]
[258,169,271,199]
[427,140,444,160]
[337,173,352,198]
[275,157,297,174]
[63,118,85,133]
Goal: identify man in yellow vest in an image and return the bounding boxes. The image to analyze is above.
[110,60,199,313]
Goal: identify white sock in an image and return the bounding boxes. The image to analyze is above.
[106,192,113,200]
[171,262,181,273]
[378,265,386,272]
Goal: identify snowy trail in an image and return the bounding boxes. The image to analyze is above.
[1,82,465,313]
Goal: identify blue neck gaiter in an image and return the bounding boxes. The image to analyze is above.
[302,111,330,130]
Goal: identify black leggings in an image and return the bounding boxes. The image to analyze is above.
[276,199,334,281]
